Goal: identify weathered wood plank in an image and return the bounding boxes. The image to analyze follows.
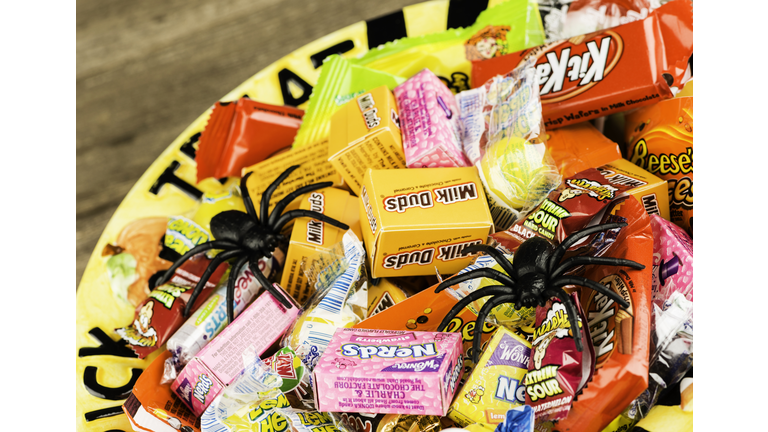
[77,0,418,286]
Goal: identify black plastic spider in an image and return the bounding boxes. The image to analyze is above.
[153,165,349,323]
[434,222,645,363]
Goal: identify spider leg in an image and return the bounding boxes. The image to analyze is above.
[543,288,584,352]
[183,249,242,317]
[550,275,629,309]
[434,268,515,293]
[471,294,518,364]
[267,181,335,228]
[551,256,646,279]
[249,257,293,309]
[225,255,249,324]
[154,240,239,288]
[547,222,627,273]
[461,244,516,281]
[240,172,260,223]
[260,165,300,223]
[437,285,515,332]
[273,210,350,233]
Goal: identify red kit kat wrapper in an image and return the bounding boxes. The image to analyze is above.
[471,0,692,129]
[196,98,304,182]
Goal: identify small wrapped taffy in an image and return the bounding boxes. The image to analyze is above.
[650,215,693,307]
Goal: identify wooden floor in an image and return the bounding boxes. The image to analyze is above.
[76,0,419,287]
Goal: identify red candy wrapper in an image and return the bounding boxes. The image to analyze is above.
[492,167,631,253]
[527,292,594,425]
[116,254,227,359]
[196,98,304,182]
[471,0,692,129]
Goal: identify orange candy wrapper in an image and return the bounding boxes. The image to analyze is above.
[545,122,622,179]
[123,350,201,432]
[554,195,653,432]
[196,98,304,182]
[471,0,692,129]
[625,96,693,236]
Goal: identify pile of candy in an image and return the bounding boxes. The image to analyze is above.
[110,1,693,431]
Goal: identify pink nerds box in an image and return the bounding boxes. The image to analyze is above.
[394,69,470,169]
[313,328,464,416]
[650,215,693,306]
[171,284,300,416]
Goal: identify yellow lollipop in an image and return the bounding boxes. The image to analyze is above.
[479,136,559,212]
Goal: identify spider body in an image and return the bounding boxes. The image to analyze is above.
[153,165,349,324]
[434,222,645,363]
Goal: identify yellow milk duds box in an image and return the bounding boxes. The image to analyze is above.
[359,167,494,278]
[280,187,362,305]
[242,138,347,222]
[598,158,670,220]
[328,85,407,195]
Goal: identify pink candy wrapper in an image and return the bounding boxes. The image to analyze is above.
[394,69,470,168]
[650,215,693,307]
[313,328,464,416]
[172,284,301,417]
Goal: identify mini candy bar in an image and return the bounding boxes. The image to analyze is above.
[544,122,622,179]
[313,328,464,415]
[597,158,670,221]
[471,0,693,129]
[625,95,693,235]
[242,139,345,221]
[172,283,301,417]
[448,327,531,426]
[650,214,693,306]
[117,254,228,359]
[328,85,407,195]
[556,196,652,432]
[280,187,362,305]
[359,167,494,278]
[196,98,304,182]
[526,293,594,425]
[394,69,470,168]
[123,351,201,432]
